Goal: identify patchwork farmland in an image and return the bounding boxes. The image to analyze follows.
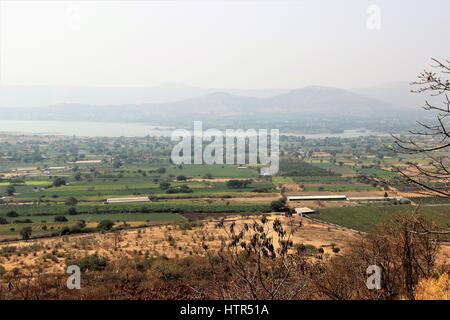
[0,132,449,301]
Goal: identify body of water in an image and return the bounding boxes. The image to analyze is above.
[0,120,388,139]
[0,120,173,137]
[286,128,389,139]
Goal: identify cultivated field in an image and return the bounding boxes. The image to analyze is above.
[1,133,449,280]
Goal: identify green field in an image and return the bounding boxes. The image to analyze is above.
[10,179,276,202]
[272,176,295,184]
[279,158,337,177]
[303,184,378,192]
[311,205,450,232]
[314,162,357,176]
[2,133,448,244]
[166,164,259,178]
[0,200,271,216]
[357,167,398,179]
[292,176,352,184]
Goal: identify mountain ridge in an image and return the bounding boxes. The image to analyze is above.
[0,85,408,123]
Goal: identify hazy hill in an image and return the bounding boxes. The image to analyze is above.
[0,84,289,108]
[262,86,393,115]
[351,82,432,109]
[0,85,409,121]
[0,85,427,133]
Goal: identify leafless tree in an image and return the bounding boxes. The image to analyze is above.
[202,215,313,299]
[313,212,441,300]
[393,58,450,197]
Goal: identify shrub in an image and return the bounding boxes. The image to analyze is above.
[97,220,114,231]
[42,253,58,263]
[0,246,16,256]
[68,207,78,215]
[159,181,171,190]
[156,167,166,174]
[65,196,78,206]
[166,185,193,194]
[54,216,68,222]
[166,235,176,247]
[60,227,71,235]
[52,177,66,187]
[227,179,252,189]
[270,198,287,211]
[295,243,318,254]
[69,221,87,234]
[0,217,8,225]
[66,254,107,272]
[14,219,32,224]
[179,221,203,230]
[6,211,18,218]
[152,258,181,280]
[20,227,32,241]
[5,186,16,196]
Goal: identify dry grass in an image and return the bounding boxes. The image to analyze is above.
[415,273,450,300]
[0,215,360,274]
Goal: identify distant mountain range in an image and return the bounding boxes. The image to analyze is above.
[0,83,289,108]
[351,82,431,109]
[0,83,429,127]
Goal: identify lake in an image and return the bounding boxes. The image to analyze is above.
[0,120,173,137]
[0,120,388,139]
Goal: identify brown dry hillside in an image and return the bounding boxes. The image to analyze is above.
[1,214,448,276]
[0,215,359,274]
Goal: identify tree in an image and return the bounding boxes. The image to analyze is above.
[113,160,122,168]
[270,197,287,212]
[166,185,193,194]
[393,58,450,197]
[313,212,441,300]
[0,217,8,225]
[6,211,18,218]
[54,216,68,222]
[176,175,187,181]
[52,177,66,187]
[156,167,166,174]
[68,207,78,215]
[65,196,78,206]
[5,186,15,196]
[202,215,310,299]
[97,220,114,231]
[20,227,32,241]
[76,220,86,229]
[226,179,252,189]
[66,254,107,272]
[60,226,71,235]
[159,181,171,190]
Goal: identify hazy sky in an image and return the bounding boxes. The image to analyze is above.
[1,0,449,89]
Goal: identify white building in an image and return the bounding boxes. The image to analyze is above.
[106,197,151,204]
[287,195,347,201]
